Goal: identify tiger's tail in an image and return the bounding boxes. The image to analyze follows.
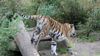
[13,13,39,20]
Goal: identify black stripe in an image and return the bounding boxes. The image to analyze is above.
[56,34,60,39]
[56,31,59,35]
[50,33,55,38]
[54,29,57,33]
[31,37,35,44]
[52,27,54,31]
[36,27,41,34]
[61,33,63,36]
[51,44,57,46]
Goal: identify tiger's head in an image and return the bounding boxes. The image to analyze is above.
[64,23,76,38]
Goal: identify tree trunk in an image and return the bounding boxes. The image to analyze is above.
[15,20,40,56]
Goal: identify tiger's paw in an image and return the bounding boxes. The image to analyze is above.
[51,53,58,56]
[51,51,58,56]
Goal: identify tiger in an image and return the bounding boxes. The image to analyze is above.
[13,13,77,56]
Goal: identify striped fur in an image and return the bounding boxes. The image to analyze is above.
[16,13,76,56]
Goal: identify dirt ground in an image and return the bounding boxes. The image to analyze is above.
[29,31,100,56]
[38,40,100,56]
[75,41,100,56]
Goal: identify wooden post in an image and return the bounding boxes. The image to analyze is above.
[15,20,40,56]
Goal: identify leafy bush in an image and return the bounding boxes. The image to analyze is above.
[55,0,88,24]
[90,8,100,30]
[37,4,59,16]
[78,34,97,42]
[0,17,19,56]
[77,8,100,41]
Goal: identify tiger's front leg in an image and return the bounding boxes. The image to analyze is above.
[62,39,77,56]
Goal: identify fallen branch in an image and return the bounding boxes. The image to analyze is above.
[14,20,40,56]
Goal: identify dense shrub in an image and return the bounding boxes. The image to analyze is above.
[0,17,19,56]
[77,8,100,41]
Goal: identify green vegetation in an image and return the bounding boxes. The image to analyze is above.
[78,34,97,42]
[0,0,100,56]
[0,17,19,56]
[57,47,66,54]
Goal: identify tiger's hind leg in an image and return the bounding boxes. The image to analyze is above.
[31,27,41,44]
[51,40,58,56]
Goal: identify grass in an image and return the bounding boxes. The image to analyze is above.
[78,34,97,42]
[57,47,67,54]
[57,42,68,54]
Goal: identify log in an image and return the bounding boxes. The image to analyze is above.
[14,20,40,56]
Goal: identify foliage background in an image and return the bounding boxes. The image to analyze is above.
[0,0,100,56]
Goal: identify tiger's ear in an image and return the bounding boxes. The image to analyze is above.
[70,24,74,28]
